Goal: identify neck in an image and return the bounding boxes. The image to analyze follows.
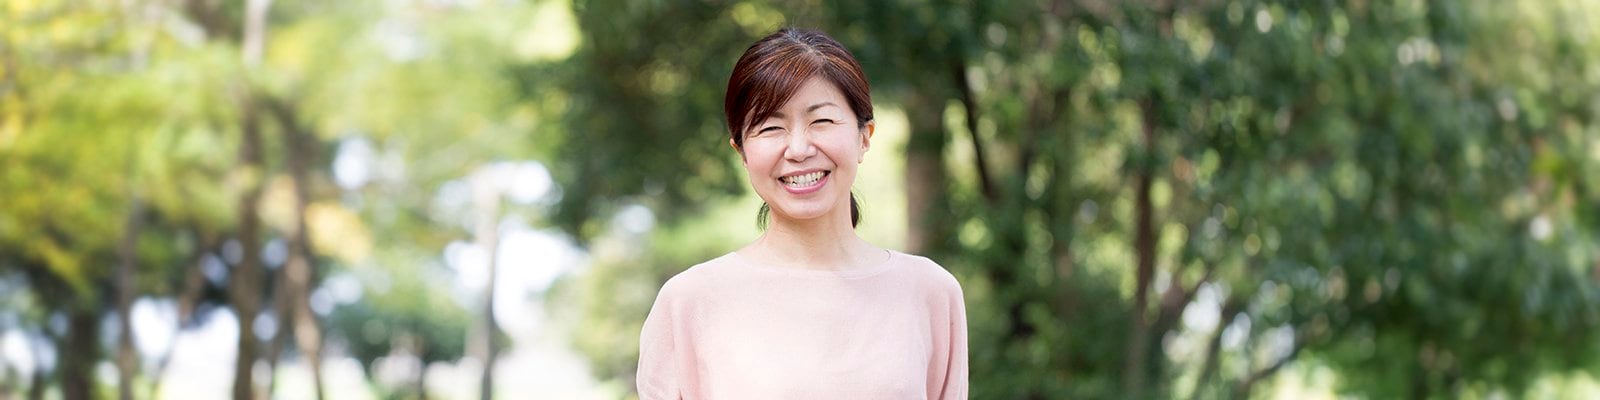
[748,206,878,271]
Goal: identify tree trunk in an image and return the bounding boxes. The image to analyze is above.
[262,274,290,400]
[60,306,100,400]
[231,1,273,398]
[472,172,502,400]
[1123,98,1159,398]
[285,171,327,400]
[1189,303,1238,400]
[903,90,950,255]
[268,96,326,400]
[1410,343,1429,400]
[231,99,267,400]
[27,352,46,400]
[115,196,144,400]
[149,232,213,399]
[415,335,430,400]
[1039,93,1077,382]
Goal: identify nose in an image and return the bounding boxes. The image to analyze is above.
[782,127,817,161]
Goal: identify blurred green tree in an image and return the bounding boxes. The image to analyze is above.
[537,0,1600,399]
[0,1,241,398]
[1,1,536,399]
[2,0,1596,399]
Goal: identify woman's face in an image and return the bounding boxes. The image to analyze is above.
[737,76,873,225]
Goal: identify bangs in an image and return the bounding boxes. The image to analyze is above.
[724,28,873,149]
[729,50,823,139]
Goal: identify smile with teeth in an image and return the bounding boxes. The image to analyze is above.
[780,171,829,187]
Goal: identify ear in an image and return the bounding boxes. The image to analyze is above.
[730,138,746,163]
[859,120,875,158]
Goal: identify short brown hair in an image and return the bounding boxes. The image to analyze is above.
[724,28,872,229]
[724,28,873,148]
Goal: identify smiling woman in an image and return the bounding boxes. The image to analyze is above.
[636,28,969,399]
[724,27,874,230]
[737,76,868,230]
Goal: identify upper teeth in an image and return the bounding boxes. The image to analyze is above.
[782,171,824,186]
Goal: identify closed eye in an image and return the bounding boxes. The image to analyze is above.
[812,118,836,125]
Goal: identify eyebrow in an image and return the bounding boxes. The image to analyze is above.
[767,102,841,120]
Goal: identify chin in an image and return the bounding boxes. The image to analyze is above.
[768,203,837,222]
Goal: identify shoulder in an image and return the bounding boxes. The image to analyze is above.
[653,252,740,303]
[893,251,965,297]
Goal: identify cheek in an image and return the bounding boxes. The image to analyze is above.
[739,146,780,176]
[821,136,865,163]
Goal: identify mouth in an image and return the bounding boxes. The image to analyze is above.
[778,170,831,190]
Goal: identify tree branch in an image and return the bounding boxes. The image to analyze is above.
[1021,87,1072,191]
[1232,332,1308,398]
[182,0,240,42]
[952,57,997,202]
[1189,301,1243,400]
[1155,257,1220,332]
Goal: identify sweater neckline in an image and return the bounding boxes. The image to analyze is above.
[726,248,901,279]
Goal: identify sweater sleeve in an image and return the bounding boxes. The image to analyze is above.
[930,273,970,399]
[637,283,687,400]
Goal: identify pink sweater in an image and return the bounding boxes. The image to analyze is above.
[636,250,968,399]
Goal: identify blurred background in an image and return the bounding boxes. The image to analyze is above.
[2,0,1599,399]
